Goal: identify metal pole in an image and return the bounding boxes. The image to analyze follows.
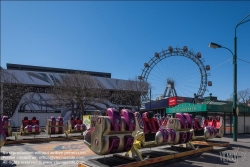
[233,35,237,141]
[150,88,151,110]
[232,13,250,142]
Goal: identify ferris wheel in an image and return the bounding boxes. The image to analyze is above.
[138,46,212,102]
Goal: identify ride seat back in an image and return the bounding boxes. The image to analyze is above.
[161,117,168,126]
[121,109,136,131]
[175,113,188,129]
[194,118,203,130]
[134,112,144,129]
[2,116,10,136]
[2,116,10,127]
[195,115,205,127]
[71,117,76,128]
[142,112,150,134]
[75,119,83,125]
[22,117,30,130]
[183,113,196,129]
[106,108,121,131]
[58,116,64,133]
[147,111,160,133]
[50,116,56,134]
[207,116,214,127]
[31,117,39,126]
[214,116,222,129]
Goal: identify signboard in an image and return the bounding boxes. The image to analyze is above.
[145,99,169,109]
[166,103,207,114]
[82,115,92,129]
[18,110,61,113]
[168,96,185,106]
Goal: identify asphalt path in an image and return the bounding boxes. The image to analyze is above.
[0,134,250,167]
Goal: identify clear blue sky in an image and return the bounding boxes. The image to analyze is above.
[1,1,250,101]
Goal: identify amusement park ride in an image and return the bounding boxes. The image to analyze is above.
[138,46,212,101]
[0,115,87,143]
[0,108,226,166]
[0,46,229,167]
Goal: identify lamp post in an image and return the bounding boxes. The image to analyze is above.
[209,13,250,142]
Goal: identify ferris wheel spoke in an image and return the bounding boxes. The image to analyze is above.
[157,58,171,79]
[172,56,192,81]
[175,78,201,85]
[175,73,202,85]
[150,64,170,80]
[176,87,192,98]
[175,72,202,82]
[176,83,200,90]
[147,71,167,82]
[175,67,204,82]
[177,85,196,95]
[174,72,201,86]
[170,56,186,79]
[174,60,200,83]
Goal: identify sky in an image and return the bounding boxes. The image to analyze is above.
[1,1,250,101]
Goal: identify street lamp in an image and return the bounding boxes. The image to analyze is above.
[208,43,233,56]
[209,13,250,142]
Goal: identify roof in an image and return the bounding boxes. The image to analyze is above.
[6,63,111,78]
[1,69,144,91]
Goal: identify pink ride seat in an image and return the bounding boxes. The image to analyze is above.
[31,117,40,126]
[175,113,189,129]
[106,108,122,131]
[2,116,10,137]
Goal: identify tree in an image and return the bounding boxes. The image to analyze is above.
[238,88,250,104]
[112,77,149,111]
[51,71,106,118]
[0,68,31,117]
[226,88,250,104]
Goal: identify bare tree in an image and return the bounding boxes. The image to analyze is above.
[51,72,106,118]
[226,88,250,104]
[109,79,149,110]
[238,88,250,104]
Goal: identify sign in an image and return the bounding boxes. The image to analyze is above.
[166,104,207,114]
[82,115,92,129]
[223,106,249,112]
[168,96,185,106]
[18,110,61,113]
[236,107,239,116]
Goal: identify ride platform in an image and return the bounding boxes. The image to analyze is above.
[191,140,230,147]
[78,145,213,167]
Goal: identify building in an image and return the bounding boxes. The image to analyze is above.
[143,94,250,134]
[167,95,250,134]
[141,96,196,116]
[1,63,144,127]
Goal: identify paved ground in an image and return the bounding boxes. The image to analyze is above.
[0,134,250,167]
[163,134,250,167]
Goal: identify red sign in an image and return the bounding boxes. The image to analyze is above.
[168,96,185,106]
